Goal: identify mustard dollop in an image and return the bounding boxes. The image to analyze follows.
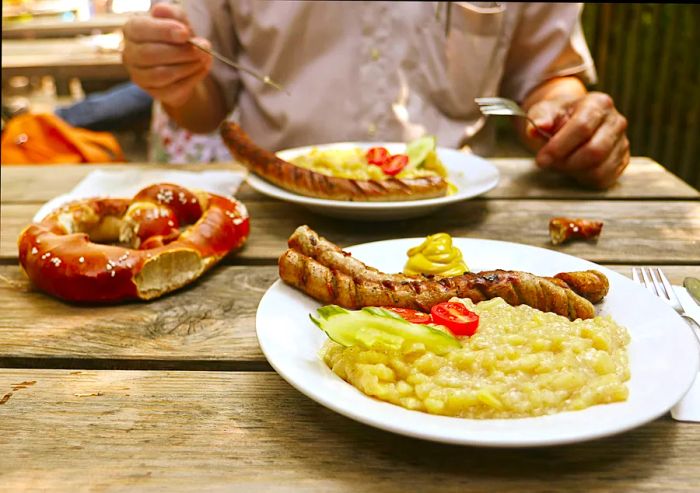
[403,233,468,277]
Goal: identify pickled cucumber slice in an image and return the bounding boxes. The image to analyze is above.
[310,305,460,355]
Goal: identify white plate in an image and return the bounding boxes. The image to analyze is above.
[256,238,700,447]
[246,142,499,220]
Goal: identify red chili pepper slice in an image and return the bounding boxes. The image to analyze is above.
[366,147,390,166]
[383,307,432,324]
[430,301,479,336]
[381,154,409,176]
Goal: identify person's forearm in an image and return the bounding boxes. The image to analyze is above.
[163,76,228,134]
[515,76,587,151]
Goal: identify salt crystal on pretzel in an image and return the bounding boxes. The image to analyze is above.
[18,183,250,302]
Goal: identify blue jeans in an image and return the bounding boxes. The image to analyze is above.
[55,82,153,131]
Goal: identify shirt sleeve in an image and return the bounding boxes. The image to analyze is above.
[500,3,597,103]
[183,0,240,113]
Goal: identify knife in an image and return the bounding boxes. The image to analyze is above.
[684,277,700,307]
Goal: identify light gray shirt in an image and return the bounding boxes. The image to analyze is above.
[184,1,596,154]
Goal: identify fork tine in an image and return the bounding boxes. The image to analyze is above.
[640,267,660,297]
[650,268,668,299]
[478,107,512,114]
[475,97,548,137]
[479,102,514,108]
[633,267,700,350]
[655,267,681,307]
[475,98,520,108]
[481,100,514,107]
[475,97,506,104]
[477,104,525,115]
[476,104,506,111]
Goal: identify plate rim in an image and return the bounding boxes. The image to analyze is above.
[245,142,500,210]
[256,237,700,447]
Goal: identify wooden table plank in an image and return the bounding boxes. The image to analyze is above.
[2,14,129,39]
[1,369,698,492]
[0,265,272,365]
[2,264,698,365]
[2,158,698,204]
[2,37,127,80]
[490,156,698,198]
[4,199,698,264]
[1,163,248,204]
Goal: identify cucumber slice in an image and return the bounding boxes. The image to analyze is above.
[310,305,460,355]
[406,135,437,167]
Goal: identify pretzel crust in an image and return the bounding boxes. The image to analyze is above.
[18,183,250,302]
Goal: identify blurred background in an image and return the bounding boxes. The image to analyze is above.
[2,2,699,188]
[581,3,700,189]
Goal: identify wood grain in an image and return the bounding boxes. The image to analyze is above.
[488,157,698,198]
[2,38,127,80]
[4,199,699,264]
[0,163,249,204]
[1,369,698,492]
[0,265,274,363]
[2,160,699,490]
[2,14,129,39]
[2,159,697,204]
[2,264,698,365]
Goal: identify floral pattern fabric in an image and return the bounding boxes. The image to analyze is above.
[149,102,232,164]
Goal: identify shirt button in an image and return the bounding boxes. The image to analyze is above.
[370,47,380,61]
[367,123,377,136]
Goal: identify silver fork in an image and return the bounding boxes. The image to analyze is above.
[187,39,288,94]
[631,266,700,344]
[475,97,552,139]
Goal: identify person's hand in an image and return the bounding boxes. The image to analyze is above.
[122,3,212,108]
[525,92,630,189]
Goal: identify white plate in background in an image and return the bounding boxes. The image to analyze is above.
[246,143,499,220]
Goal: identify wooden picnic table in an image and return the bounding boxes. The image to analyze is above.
[1,36,127,92]
[1,157,699,491]
[2,13,129,39]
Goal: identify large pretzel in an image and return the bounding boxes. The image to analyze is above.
[18,183,250,302]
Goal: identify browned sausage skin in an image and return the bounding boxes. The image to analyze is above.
[549,217,604,245]
[220,122,449,201]
[279,226,610,320]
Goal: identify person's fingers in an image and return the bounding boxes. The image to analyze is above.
[527,99,560,133]
[584,137,630,189]
[571,135,630,189]
[123,40,207,68]
[558,111,628,172]
[186,36,212,58]
[148,65,211,108]
[129,60,205,90]
[151,3,191,27]
[523,98,573,148]
[524,100,558,145]
[123,14,190,44]
[536,92,613,168]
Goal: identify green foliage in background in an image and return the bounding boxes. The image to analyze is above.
[581,4,700,190]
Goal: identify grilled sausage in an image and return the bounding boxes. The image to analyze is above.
[549,217,604,245]
[553,270,609,304]
[220,122,449,201]
[279,226,610,320]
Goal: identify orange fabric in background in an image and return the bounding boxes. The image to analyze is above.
[1,113,124,165]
